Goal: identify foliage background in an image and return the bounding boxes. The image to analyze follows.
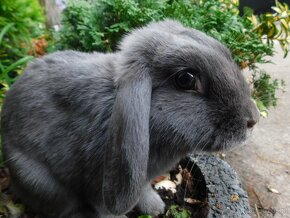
[58,0,288,114]
[59,0,273,68]
[0,0,45,105]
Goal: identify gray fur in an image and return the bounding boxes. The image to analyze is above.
[1,20,259,218]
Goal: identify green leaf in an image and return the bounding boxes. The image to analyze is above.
[138,215,152,218]
[165,205,191,218]
[6,201,24,217]
[2,56,34,76]
[271,6,282,13]
[0,23,14,46]
[260,111,268,118]
[0,194,24,218]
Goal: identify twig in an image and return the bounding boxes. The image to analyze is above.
[255,204,261,218]
[252,187,263,210]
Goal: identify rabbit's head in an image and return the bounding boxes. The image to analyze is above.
[103,20,259,214]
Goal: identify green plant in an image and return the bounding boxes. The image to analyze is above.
[252,69,285,117]
[0,193,24,217]
[219,0,239,14]
[248,0,290,57]
[138,215,152,218]
[164,205,191,218]
[186,0,273,69]
[0,0,45,58]
[0,24,34,105]
[58,0,284,112]
[0,0,46,169]
[58,0,103,51]
[59,0,273,68]
[242,0,289,112]
[59,0,165,51]
[0,0,45,105]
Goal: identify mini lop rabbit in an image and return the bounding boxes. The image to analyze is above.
[1,20,259,218]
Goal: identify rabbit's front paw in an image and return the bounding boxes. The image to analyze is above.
[137,185,165,216]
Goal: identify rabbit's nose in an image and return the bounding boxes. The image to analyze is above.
[246,99,260,129]
[247,119,257,129]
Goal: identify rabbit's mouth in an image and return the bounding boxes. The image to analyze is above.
[210,131,248,152]
[198,125,249,152]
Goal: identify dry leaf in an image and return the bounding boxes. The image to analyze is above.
[184,198,200,204]
[266,185,280,194]
[152,174,170,184]
[154,180,177,193]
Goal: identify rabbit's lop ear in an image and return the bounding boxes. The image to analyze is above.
[103,64,152,214]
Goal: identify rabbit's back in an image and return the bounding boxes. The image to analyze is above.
[1,51,116,194]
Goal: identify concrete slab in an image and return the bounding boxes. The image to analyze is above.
[226,43,290,218]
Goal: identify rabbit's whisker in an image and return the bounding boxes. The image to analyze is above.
[182,132,211,205]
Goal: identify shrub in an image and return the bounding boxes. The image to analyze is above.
[0,0,45,58]
[59,0,166,51]
[59,0,283,113]
[59,0,273,68]
[251,69,285,117]
[248,0,290,57]
[0,24,34,105]
[0,0,45,106]
[188,0,274,69]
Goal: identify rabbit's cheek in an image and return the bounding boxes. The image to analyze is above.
[211,134,246,151]
[206,119,249,151]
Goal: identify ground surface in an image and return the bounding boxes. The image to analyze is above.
[226,44,290,218]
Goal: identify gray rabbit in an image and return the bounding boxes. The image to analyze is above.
[1,20,259,218]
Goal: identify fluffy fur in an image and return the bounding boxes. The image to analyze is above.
[1,20,259,218]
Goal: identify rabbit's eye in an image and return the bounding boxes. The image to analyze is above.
[175,71,201,91]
